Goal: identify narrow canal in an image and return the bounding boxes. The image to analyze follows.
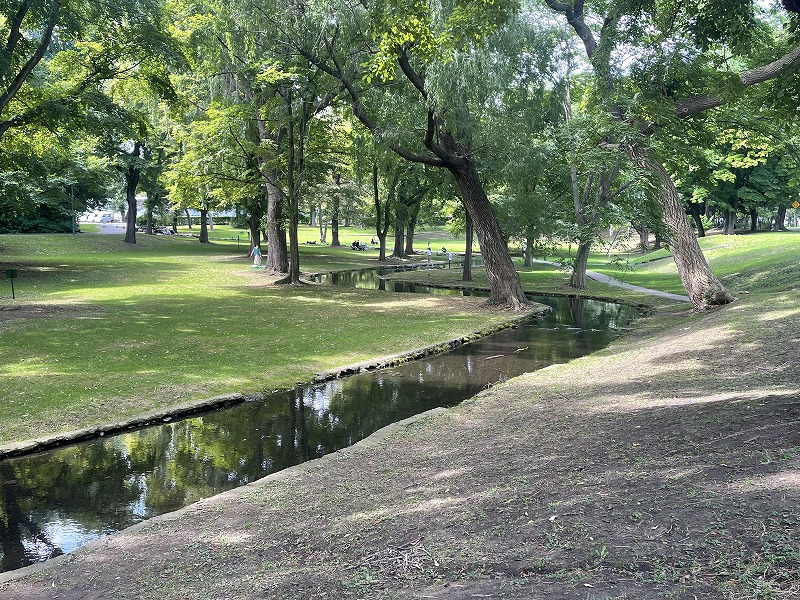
[0,266,640,574]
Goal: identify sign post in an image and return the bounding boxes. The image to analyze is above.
[5,269,17,299]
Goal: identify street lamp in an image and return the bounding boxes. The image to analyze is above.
[71,183,75,235]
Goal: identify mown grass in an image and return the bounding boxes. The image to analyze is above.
[540,229,800,297]
[0,232,502,445]
[1,227,796,446]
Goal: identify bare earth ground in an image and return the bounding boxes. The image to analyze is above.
[2,293,799,599]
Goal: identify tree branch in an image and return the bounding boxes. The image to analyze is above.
[545,0,598,58]
[4,0,33,69]
[0,0,59,119]
[675,44,800,118]
[397,47,427,99]
[396,46,453,163]
[297,36,448,168]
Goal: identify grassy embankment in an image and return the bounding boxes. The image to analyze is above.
[0,228,500,447]
[1,227,797,448]
[394,229,800,303]
[1,227,799,599]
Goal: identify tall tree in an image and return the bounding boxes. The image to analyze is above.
[120,140,143,244]
[293,0,547,309]
[391,167,431,258]
[542,0,800,308]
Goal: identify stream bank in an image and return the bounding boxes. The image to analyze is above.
[0,286,636,574]
[0,305,549,462]
[2,292,798,599]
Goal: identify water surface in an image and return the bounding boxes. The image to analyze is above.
[0,268,638,573]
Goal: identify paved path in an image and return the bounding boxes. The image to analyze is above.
[585,270,690,302]
[533,259,690,302]
[94,223,127,235]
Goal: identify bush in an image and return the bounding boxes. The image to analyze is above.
[0,207,74,233]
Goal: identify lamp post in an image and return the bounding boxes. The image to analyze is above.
[71,183,75,235]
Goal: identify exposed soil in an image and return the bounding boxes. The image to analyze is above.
[0,304,84,322]
[2,293,799,599]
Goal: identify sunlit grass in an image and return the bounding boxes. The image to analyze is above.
[540,230,800,297]
[0,232,508,445]
[1,227,796,445]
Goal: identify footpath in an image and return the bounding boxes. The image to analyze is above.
[532,259,691,302]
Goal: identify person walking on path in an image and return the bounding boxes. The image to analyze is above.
[252,245,262,267]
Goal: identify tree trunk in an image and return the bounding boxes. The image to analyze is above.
[722,209,736,235]
[392,217,405,258]
[285,97,303,286]
[172,212,178,234]
[317,201,327,243]
[448,163,526,308]
[749,208,758,232]
[248,200,263,255]
[123,165,139,245]
[403,196,423,256]
[633,223,650,251]
[396,188,426,258]
[331,174,341,246]
[373,164,396,262]
[392,202,407,258]
[405,219,417,256]
[772,205,787,231]
[265,180,288,274]
[629,146,733,308]
[689,203,706,237]
[199,208,209,243]
[184,208,192,229]
[462,204,474,282]
[288,203,300,283]
[523,231,534,267]
[569,241,591,289]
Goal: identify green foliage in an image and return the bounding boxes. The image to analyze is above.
[0,0,184,232]
[675,114,799,220]
[366,0,520,82]
[683,0,757,53]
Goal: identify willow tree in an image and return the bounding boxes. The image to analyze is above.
[287,0,566,309]
[542,0,800,308]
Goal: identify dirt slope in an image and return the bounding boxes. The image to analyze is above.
[2,293,798,600]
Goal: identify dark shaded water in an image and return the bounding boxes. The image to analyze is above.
[0,266,638,574]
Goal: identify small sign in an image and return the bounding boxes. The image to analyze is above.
[5,269,17,299]
[792,201,800,209]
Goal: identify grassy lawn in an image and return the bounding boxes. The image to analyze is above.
[2,227,796,446]
[0,232,504,446]
[541,229,800,296]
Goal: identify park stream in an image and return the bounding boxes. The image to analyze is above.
[0,265,640,575]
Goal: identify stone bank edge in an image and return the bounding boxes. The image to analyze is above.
[0,303,552,461]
